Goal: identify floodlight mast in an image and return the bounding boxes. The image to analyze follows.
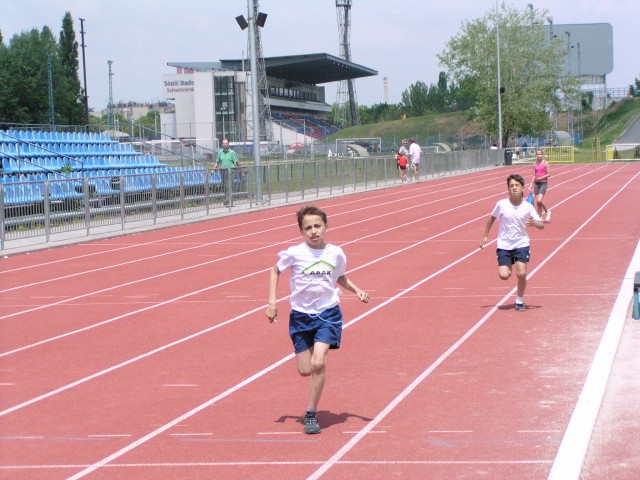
[248,0,261,201]
[495,0,503,149]
[238,0,268,203]
[79,18,90,131]
[336,0,359,127]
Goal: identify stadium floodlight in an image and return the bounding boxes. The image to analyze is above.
[255,12,267,27]
[235,15,248,30]
[495,0,503,149]
[235,11,266,30]
[236,0,268,203]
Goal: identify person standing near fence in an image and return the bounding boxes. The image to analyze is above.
[528,148,551,222]
[409,138,422,181]
[399,139,410,159]
[214,138,240,206]
[396,150,408,183]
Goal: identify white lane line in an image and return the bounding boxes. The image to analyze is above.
[2,164,604,357]
[547,236,640,480]
[306,167,640,480]
[0,459,554,472]
[3,164,627,477]
[0,170,505,291]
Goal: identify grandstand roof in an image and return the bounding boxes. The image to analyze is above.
[167,53,377,85]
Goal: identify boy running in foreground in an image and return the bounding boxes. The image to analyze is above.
[480,174,544,311]
[266,205,369,434]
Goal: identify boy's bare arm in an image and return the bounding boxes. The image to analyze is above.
[337,275,369,303]
[479,215,496,249]
[265,266,280,322]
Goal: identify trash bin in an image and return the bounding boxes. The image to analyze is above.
[504,148,513,166]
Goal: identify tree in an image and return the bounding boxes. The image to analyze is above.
[0,27,58,124]
[0,13,84,126]
[358,102,404,124]
[57,12,84,126]
[400,81,429,117]
[630,75,640,97]
[438,3,576,147]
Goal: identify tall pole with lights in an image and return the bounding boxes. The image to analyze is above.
[495,0,503,149]
[236,0,268,203]
[79,18,90,131]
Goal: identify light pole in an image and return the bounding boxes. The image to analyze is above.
[236,0,267,203]
[221,106,227,140]
[79,18,90,131]
[495,0,503,149]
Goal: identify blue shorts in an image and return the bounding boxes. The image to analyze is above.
[496,246,530,267]
[289,305,343,354]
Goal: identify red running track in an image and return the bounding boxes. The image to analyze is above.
[1,163,639,479]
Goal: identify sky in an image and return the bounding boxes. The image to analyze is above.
[1,0,637,112]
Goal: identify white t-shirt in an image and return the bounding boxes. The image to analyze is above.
[409,142,422,164]
[277,242,346,313]
[491,198,541,250]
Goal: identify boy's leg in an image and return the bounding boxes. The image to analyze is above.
[515,261,527,298]
[295,342,330,411]
[498,265,512,280]
[308,342,331,411]
[296,343,330,435]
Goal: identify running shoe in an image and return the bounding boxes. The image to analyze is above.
[303,411,321,434]
[545,210,551,222]
[515,302,527,312]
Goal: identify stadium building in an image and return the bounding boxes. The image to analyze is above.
[161,53,377,151]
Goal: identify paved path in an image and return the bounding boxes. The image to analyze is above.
[617,113,640,143]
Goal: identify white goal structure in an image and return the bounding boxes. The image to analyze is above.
[333,137,382,157]
[606,143,640,161]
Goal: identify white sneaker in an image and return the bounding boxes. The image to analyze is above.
[545,210,551,222]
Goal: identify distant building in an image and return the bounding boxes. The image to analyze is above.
[162,53,377,150]
[98,101,174,122]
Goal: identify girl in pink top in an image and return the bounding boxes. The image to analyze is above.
[528,149,551,222]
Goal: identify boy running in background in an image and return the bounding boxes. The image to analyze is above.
[266,205,369,434]
[480,174,544,311]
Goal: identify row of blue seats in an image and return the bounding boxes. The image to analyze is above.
[2,166,212,183]
[0,129,112,144]
[3,177,84,205]
[2,155,163,174]
[2,168,223,206]
[0,141,138,158]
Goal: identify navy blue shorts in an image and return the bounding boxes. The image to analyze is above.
[289,305,343,354]
[496,246,530,267]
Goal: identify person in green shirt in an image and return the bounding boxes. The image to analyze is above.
[215,138,240,206]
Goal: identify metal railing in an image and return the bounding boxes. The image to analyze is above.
[1,150,501,252]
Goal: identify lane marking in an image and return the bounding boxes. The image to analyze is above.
[548,235,640,480]
[3,163,633,478]
[0,167,508,276]
[306,167,640,479]
[0,459,553,471]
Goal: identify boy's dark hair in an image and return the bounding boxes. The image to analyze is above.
[297,205,328,229]
[507,173,525,187]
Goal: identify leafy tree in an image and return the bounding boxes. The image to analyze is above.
[57,12,84,126]
[401,81,430,117]
[358,102,404,124]
[438,3,576,147]
[0,13,84,126]
[1,27,58,124]
[630,75,640,97]
[425,72,449,113]
[450,75,478,111]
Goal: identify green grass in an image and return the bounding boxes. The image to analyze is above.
[330,98,640,163]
